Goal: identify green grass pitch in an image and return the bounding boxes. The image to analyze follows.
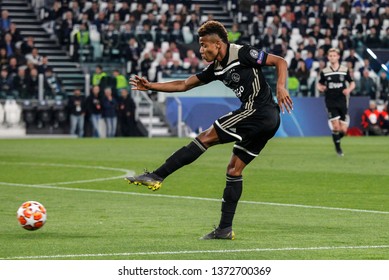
[0,136,388,260]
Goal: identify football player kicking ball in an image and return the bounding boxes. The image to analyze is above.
[317,48,355,156]
[126,21,293,240]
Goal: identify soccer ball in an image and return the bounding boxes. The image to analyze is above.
[17,201,47,231]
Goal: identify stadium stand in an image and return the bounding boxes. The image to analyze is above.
[0,0,388,137]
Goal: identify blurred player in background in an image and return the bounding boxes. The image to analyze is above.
[317,48,355,156]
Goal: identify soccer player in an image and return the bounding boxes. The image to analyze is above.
[317,48,356,156]
[126,21,293,240]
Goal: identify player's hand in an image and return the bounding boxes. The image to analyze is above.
[342,88,351,96]
[129,75,151,91]
[317,84,326,93]
[277,87,293,114]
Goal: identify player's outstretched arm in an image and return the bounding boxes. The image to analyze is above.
[129,74,202,93]
[265,54,293,114]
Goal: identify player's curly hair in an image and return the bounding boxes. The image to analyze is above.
[197,20,228,44]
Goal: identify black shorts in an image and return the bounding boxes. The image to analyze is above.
[213,105,280,164]
[326,104,348,121]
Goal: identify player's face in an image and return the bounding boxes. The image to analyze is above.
[327,51,340,64]
[199,35,220,62]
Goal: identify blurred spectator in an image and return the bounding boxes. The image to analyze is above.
[337,27,353,50]
[0,48,8,65]
[120,22,136,44]
[102,23,120,60]
[268,14,281,36]
[355,16,369,35]
[21,36,35,56]
[102,87,118,138]
[287,69,299,97]
[289,51,301,72]
[44,68,63,99]
[361,100,384,135]
[359,69,377,99]
[359,58,372,77]
[142,12,158,29]
[112,69,128,98]
[183,49,199,71]
[165,4,176,22]
[228,23,242,43]
[304,50,316,71]
[0,67,12,97]
[295,3,309,22]
[295,60,310,96]
[1,33,16,58]
[304,37,317,55]
[0,10,11,33]
[140,52,153,80]
[148,2,160,16]
[70,1,81,21]
[93,12,108,33]
[41,0,62,35]
[6,56,19,77]
[308,25,324,41]
[294,16,309,37]
[169,21,184,44]
[366,5,379,22]
[308,3,321,19]
[377,101,389,134]
[264,4,278,24]
[110,12,122,32]
[59,11,75,46]
[68,88,86,138]
[24,67,39,99]
[117,88,136,136]
[344,48,359,69]
[320,37,332,55]
[37,55,52,74]
[129,3,143,23]
[78,13,91,27]
[25,47,42,66]
[364,27,381,49]
[315,48,327,64]
[379,6,389,22]
[122,38,140,75]
[252,13,265,37]
[11,66,28,98]
[85,1,99,22]
[73,23,93,61]
[155,14,169,46]
[103,1,116,21]
[9,22,23,45]
[186,12,200,33]
[92,65,108,87]
[86,85,103,137]
[137,23,153,48]
[261,27,276,51]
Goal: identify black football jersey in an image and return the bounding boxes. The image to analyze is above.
[318,65,353,107]
[196,44,276,110]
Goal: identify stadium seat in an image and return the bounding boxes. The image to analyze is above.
[0,102,4,125]
[4,99,22,126]
[182,26,194,44]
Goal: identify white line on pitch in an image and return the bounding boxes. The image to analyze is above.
[1,181,389,215]
[2,245,389,260]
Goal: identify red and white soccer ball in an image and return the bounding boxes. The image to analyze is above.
[17,201,47,231]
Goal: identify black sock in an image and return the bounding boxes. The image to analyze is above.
[332,132,341,150]
[154,138,207,179]
[219,175,243,229]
